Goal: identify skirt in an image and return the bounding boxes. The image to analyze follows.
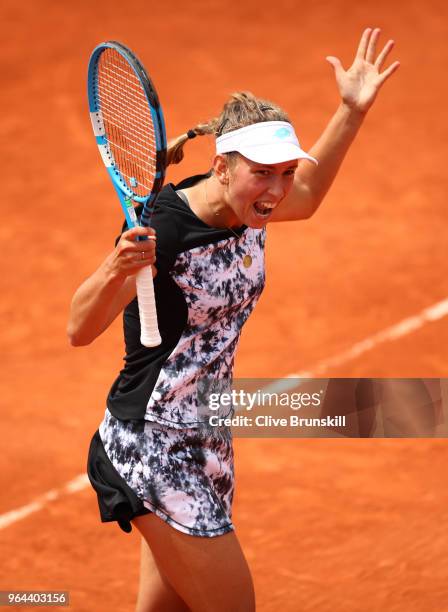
[87,408,235,537]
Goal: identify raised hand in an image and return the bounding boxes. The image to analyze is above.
[326,28,400,114]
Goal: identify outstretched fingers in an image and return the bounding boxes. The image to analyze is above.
[326,55,344,76]
[378,60,401,84]
[375,39,396,70]
[356,28,372,60]
[357,27,400,84]
[365,28,381,63]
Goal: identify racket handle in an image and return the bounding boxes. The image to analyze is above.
[136,266,162,347]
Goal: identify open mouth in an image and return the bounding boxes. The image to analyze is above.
[253,201,276,218]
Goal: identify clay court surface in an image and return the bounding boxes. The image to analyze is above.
[2,0,448,610]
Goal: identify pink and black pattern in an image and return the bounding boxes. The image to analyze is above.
[98,409,235,537]
[88,174,267,536]
[146,227,266,426]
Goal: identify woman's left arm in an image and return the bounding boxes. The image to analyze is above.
[272,27,400,222]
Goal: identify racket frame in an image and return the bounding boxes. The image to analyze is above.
[87,41,167,347]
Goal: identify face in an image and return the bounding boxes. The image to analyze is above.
[218,154,298,228]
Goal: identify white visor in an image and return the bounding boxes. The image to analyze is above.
[215,121,318,165]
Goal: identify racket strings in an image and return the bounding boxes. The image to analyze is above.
[97,97,152,137]
[97,102,156,156]
[100,52,155,192]
[96,49,157,197]
[98,72,154,132]
[99,66,154,119]
[99,65,155,193]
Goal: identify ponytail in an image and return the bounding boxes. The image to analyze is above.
[166,120,217,166]
[166,91,290,167]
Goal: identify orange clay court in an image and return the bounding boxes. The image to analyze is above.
[1,0,448,610]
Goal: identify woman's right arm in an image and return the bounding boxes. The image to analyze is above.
[67,225,156,346]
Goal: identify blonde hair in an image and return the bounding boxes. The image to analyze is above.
[166,91,291,166]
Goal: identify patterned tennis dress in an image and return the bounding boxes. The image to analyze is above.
[87,172,266,537]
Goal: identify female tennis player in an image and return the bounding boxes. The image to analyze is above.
[68,28,399,612]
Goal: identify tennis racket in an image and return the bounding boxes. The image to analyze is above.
[87,41,167,347]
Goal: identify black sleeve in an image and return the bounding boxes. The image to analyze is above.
[150,200,181,275]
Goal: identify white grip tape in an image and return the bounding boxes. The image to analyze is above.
[136,265,161,347]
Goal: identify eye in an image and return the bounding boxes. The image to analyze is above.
[256,170,270,176]
[284,168,297,176]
